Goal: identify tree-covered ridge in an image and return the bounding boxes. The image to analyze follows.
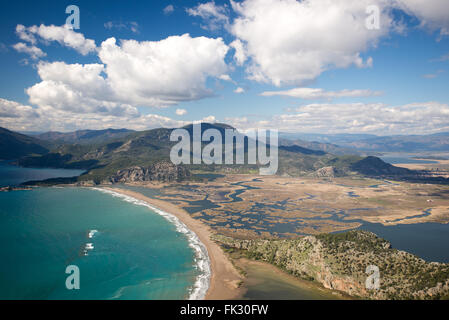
[0,127,48,160]
[214,230,449,300]
[1,124,444,185]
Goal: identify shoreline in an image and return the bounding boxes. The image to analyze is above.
[101,186,243,300]
[235,258,349,300]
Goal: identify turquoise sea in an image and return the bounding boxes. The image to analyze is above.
[0,164,208,300]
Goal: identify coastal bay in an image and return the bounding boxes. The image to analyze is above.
[105,186,351,300]
[0,187,201,300]
[104,187,244,300]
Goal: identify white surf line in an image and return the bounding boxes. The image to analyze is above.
[92,187,211,300]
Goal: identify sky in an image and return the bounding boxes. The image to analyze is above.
[0,0,448,135]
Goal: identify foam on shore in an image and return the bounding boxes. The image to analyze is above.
[92,187,211,300]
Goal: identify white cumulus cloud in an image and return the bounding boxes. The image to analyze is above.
[26,61,138,116]
[98,35,229,107]
[176,108,187,116]
[261,88,382,100]
[25,34,230,115]
[219,74,233,82]
[396,0,449,37]
[12,42,46,60]
[201,115,217,123]
[225,101,449,135]
[229,39,247,66]
[16,24,96,55]
[187,1,229,31]
[0,97,189,132]
[0,98,39,119]
[229,0,396,86]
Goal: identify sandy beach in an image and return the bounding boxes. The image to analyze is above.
[103,187,243,300]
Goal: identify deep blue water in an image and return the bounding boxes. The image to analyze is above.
[380,156,438,164]
[0,161,85,187]
[359,222,449,263]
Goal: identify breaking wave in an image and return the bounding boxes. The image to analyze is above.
[92,187,211,300]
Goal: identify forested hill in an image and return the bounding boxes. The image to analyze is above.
[0,127,48,160]
[0,124,440,185]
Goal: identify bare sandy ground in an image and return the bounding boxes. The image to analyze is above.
[103,187,243,300]
[394,159,449,178]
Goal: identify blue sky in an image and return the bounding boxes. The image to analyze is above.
[0,0,448,134]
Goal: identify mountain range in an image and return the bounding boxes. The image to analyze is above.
[0,124,447,185]
[33,129,134,146]
[280,132,449,153]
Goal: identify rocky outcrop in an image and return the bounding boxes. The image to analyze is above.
[214,230,449,300]
[314,166,335,178]
[108,161,190,183]
[76,180,98,187]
